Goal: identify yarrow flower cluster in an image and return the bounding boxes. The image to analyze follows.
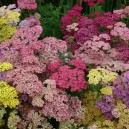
[0,62,13,72]
[80,92,104,125]
[19,17,40,28]
[94,12,120,28]
[0,82,19,108]
[82,34,111,52]
[87,68,117,85]
[42,91,84,121]
[7,110,21,129]
[111,22,129,42]
[50,59,88,92]
[17,0,37,10]
[60,4,99,51]
[100,86,112,95]
[0,5,20,42]
[1,1,129,129]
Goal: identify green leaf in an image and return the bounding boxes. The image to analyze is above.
[89,7,95,13]
[116,0,122,9]
[95,5,104,13]
[71,124,77,129]
[59,0,65,8]
[84,125,88,129]
[67,0,74,10]
[104,0,113,12]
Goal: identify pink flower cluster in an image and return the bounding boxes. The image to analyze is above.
[17,0,37,10]
[6,70,43,96]
[115,43,129,63]
[0,25,67,98]
[42,91,71,121]
[94,12,120,28]
[48,60,62,72]
[60,4,99,51]
[50,59,88,92]
[111,22,129,41]
[19,17,40,28]
[82,34,111,52]
[83,0,104,7]
[74,34,112,65]
[60,4,82,33]
[39,37,67,64]
[42,90,84,121]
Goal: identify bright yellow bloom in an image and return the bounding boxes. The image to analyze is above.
[0,10,20,43]
[0,82,19,108]
[87,68,117,85]
[0,62,13,72]
[0,16,8,25]
[100,86,112,95]
[7,11,20,23]
[0,25,16,42]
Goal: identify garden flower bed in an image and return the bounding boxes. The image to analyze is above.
[0,0,129,129]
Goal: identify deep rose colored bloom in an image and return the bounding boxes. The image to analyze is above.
[69,59,86,70]
[72,4,83,12]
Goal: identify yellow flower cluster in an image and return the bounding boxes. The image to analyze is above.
[0,7,20,42]
[94,120,116,129]
[100,86,112,95]
[87,68,117,85]
[80,92,104,125]
[117,101,129,129]
[0,62,13,72]
[0,82,19,108]
[7,110,21,129]
[0,17,8,25]
[0,16,16,42]
[7,11,20,24]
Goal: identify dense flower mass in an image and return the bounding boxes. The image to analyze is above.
[60,4,99,52]
[0,82,19,108]
[17,0,37,10]
[50,59,88,92]
[0,5,20,42]
[1,1,129,129]
[87,68,117,85]
[0,62,13,72]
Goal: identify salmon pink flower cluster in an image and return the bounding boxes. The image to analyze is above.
[17,0,37,10]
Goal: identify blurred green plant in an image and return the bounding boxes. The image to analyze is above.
[36,3,64,38]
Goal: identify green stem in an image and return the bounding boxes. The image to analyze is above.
[59,0,64,8]
[89,7,95,14]
[124,0,127,5]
